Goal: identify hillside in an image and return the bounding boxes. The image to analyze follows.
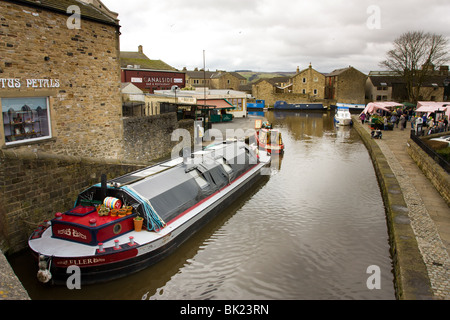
[236,71,296,83]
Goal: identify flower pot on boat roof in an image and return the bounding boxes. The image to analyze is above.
[118,208,127,218]
[133,216,143,232]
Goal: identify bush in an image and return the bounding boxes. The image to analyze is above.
[436,147,450,162]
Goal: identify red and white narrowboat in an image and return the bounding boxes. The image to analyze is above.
[256,127,285,154]
[29,140,271,285]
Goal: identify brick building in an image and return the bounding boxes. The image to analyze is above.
[0,0,123,159]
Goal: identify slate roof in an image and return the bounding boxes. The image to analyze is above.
[6,0,119,26]
[369,75,447,87]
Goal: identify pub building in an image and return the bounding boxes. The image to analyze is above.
[0,0,124,159]
[120,45,186,93]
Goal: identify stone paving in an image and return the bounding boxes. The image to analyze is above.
[359,121,450,299]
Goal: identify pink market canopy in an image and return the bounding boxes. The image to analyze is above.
[361,102,403,115]
[415,101,450,118]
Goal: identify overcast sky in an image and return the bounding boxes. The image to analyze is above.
[103,0,450,74]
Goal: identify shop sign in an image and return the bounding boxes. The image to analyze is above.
[0,78,60,89]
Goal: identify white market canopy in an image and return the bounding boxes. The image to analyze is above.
[361,102,404,115]
[415,101,450,118]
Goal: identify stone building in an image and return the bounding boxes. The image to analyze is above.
[251,65,324,105]
[185,70,247,91]
[291,64,325,100]
[325,66,367,104]
[251,65,368,106]
[365,69,449,102]
[210,71,247,91]
[0,0,195,253]
[0,0,123,159]
[184,69,215,89]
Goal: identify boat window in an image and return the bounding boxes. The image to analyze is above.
[216,158,233,174]
[189,170,209,189]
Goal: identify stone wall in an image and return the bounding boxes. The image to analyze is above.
[123,113,194,163]
[352,117,433,299]
[407,138,450,206]
[0,150,144,254]
[0,1,123,159]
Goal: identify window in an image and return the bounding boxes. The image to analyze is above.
[2,97,52,145]
[313,89,318,95]
[302,89,306,94]
[302,78,306,83]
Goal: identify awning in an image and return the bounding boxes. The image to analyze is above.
[361,102,403,115]
[416,101,450,117]
[197,99,235,110]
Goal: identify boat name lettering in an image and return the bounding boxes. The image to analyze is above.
[56,258,106,266]
[57,228,87,240]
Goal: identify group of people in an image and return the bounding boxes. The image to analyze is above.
[360,108,449,137]
[412,114,449,135]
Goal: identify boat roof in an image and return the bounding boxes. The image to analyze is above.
[85,141,258,224]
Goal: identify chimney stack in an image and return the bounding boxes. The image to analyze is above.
[138,45,143,53]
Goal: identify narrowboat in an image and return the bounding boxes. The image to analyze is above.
[29,140,271,285]
[247,100,266,110]
[256,128,284,154]
[274,100,325,111]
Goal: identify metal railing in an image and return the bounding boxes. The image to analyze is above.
[410,130,450,173]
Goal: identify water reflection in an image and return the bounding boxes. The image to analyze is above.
[148,110,394,300]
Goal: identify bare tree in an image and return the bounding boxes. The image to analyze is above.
[380,31,449,103]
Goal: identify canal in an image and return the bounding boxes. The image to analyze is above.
[9,110,395,300]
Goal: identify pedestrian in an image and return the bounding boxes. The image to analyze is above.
[360,112,366,124]
[399,114,406,130]
[415,116,423,135]
[390,114,397,128]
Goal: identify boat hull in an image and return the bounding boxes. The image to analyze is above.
[334,117,352,126]
[274,100,324,110]
[29,159,269,285]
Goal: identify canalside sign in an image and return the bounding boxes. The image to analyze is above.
[121,70,185,93]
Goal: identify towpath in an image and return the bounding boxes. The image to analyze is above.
[357,119,450,299]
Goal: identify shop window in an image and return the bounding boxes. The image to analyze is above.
[2,97,51,145]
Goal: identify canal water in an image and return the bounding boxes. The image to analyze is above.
[9,110,395,300]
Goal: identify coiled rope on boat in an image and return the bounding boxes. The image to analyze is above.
[122,187,166,231]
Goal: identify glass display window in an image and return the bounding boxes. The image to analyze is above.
[1,97,52,145]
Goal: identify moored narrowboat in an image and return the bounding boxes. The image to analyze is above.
[29,140,271,285]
